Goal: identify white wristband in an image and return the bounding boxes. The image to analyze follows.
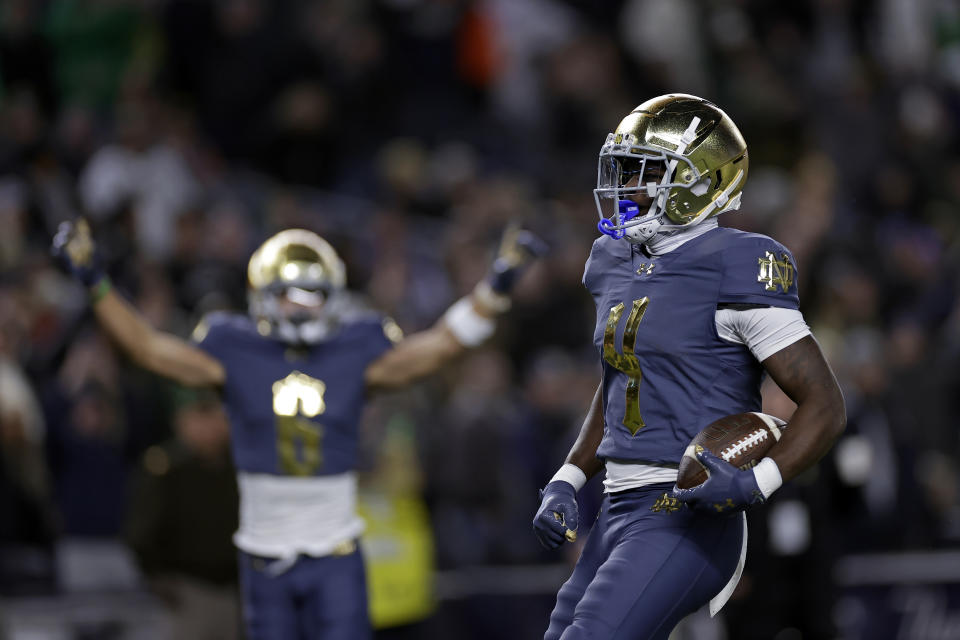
[443,297,496,347]
[753,457,783,499]
[549,463,587,492]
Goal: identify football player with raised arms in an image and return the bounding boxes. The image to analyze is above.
[532,94,846,639]
[52,220,543,640]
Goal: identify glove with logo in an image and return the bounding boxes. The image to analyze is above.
[52,218,110,297]
[670,448,767,515]
[488,223,547,293]
[533,480,579,549]
[474,223,547,312]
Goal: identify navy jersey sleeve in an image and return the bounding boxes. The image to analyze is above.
[335,312,400,368]
[582,240,602,294]
[362,316,399,364]
[719,233,800,309]
[190,312,241,362]
[583,235,630,297]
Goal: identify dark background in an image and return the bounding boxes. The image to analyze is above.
[1,0,959,638]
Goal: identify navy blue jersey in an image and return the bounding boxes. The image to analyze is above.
[584,227,799,465]
[193,313,394,476]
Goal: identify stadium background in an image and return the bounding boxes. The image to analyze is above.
[1,0,959,638]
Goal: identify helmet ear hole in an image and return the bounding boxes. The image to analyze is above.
[690,176,711,197]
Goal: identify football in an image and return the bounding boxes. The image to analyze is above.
[676,412,787,489]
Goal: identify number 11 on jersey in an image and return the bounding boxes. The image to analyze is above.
[603,297,649,435]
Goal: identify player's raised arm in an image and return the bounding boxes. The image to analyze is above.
[52,220,225,388]
[363,225,545,390]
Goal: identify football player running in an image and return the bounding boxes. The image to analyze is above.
[532,94,846,639]
[53,220,543,640]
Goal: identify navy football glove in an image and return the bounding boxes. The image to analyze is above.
[487,223,547,295]
[670,447,767,515]
[533,480,579,549]
[51,218,106,288]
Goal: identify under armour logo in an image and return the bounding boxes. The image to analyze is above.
[712,499,737,513]
[636,263,655,276]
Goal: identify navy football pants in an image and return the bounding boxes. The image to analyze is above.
[545,483,744,640]
[239,549,372,640]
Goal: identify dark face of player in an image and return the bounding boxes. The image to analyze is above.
[276,286,327,325]
[621,160,666,208]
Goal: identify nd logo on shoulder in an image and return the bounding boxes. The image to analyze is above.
[757,251,794,293]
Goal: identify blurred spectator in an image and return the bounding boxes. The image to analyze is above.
[44,331,131,538]
[124,387,240,640]
[0,0,957,636]
[44,0,153,109]
[422,348,549,569]
[78,98,200,260]
[0,322,56,595]
[0,0,57,117]
[358,407,438,639]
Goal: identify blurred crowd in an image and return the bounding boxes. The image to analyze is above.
[1,0,959,638]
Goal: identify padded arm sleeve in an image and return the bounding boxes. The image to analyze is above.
[715,307,811,362]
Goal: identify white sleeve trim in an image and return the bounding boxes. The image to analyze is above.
[715,307,811,362]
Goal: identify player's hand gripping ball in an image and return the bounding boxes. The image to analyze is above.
[672,412,786,514]
[533,480,579,549]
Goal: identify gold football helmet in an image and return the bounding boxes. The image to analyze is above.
[247,229,346,344]
[594,94,748,244]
